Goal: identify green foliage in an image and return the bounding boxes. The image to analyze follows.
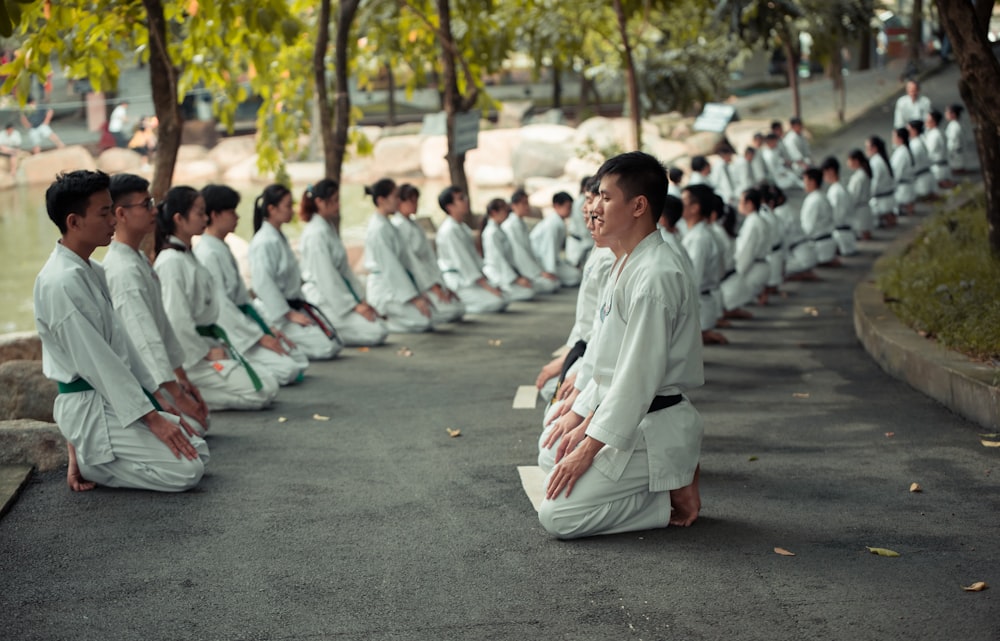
[0,0,35,38]
[876,194,1000,361]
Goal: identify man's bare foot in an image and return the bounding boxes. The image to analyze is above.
[820,257,842,268]
[787,270,820,282]
[725,308,753,320]
[860,231,873,241]
[702,330,728,345]
[66,443,96,492]
[669,465,701,527]
[715,318,733,328]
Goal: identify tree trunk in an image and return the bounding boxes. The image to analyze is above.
[552,61,562,111]
[858,29,872,71]
[386,63,396,127]
[141,0,180,203]
[438,0,470,205]
[579,68,591,118]
[830,39,846,124]
[936,0,1000,255]
[314,0,335,179]
[612,0,641,150]
[909,0,924,70]
[331,0,360,191]
[782,33,801,120]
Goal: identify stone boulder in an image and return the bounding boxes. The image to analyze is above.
[684,131,724,157]
[724,119,770,155]
[526,109,567,126]
[208,135,257,172]
[645,138,689,165]
[374,135,424,177]
[177,144,210,162]
[512,135,574,184]
[0,332,42,363]
[575,117,660,154]
[21,146,97,186]
[471,165,514,188]
[563,156,603,182]
[223,154,270,184]
[181,120,219,147]
[419,136,448,180]
[466,129,521,184]
[0,360,56,422]
[96,147,144,174]
[498,101,533,128]
[520,123,576,145]
[172,159,221,185]
[0,171,14,190]
[285,162,326,185]
[0,419,66,471]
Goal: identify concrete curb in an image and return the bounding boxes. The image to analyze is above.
[0,465,33,519]
[853,204,1000,431]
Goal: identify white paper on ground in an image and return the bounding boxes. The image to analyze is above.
[512,385,538,409]
[517,465,547,513]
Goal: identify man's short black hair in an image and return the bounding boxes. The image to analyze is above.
[510,188,528,204]
[681,183,713,220]
[552,191,573,206]
[45,170,111,234]
[819,156,840,175]
[789,116,802,126]
[438,185,463,212]
[202,184,241,216]
[668,167,683,185]
[662,194,683,227]
[109,173,150,205]
[804,167,823,187]
[741,187,761,211]
[690,155,709,173]
[595,151,668,223]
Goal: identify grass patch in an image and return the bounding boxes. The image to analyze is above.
[875,190,1000,362]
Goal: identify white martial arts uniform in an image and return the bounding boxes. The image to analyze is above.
[945,119,965,173]
[761,145,802,190]
[924,127,951,184]
[750,148,769,184]
[300,215,389,346]
[723,212,769,309]
[193,234,308,386]
[565,196,594,268]
[501,214,560,295]
[827,181,858,256]
[801,190,837,264]
[481,218,534,302]
[909,135,936,198]
[681,220,721,331]
[891,145,916,209]
[868,153,896,221]
[537,232,704,539]
[710,160,739,209]
[102,241,207,435]
[390,213,466,323]
[435,216,508,314]
[249,221,342,360]
[894,94,931,129]
[687,172,711,188]
[709,223,734,314]
[847,169,874,236]
[758,205,785,288]
[364,212,434,333]
[732,156,757,195]
[530,213,582,287]
[155,238,279,411]
[34,242,209,491]
[783,129,811,169]
[780,202,818,275]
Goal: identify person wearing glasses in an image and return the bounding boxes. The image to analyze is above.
[34,170,208,492]
[101,174,210,436]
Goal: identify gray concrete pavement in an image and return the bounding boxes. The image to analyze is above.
[1,62,997,641]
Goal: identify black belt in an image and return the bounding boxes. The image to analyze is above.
[788,239,806,250]
[835,225,852,231]
[754,257,768,264]
[648,394,683,413]
[896,180,911,185]
[915,168,931,176]
[932,160,948,166]
[722,268,736,281]
[551,340,587,405]
[288,299,339,342]
[771,243,782,251]
[874,189,895,198]
[699,288,712,297]
[813,233,832,242]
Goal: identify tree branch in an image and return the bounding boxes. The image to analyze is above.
[397,0,478,108]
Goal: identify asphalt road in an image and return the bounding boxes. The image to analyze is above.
[1,64,996,641]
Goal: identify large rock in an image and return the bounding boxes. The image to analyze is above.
[684,131,724,157]
[563,156,603,182]
[575,117,659,153]
[419,136,448,180]
[96,147,144,174]
[208,135,258,172]
[0,360,56,422]
[519,123,576,145]
[645,138,689,165]
[724,119,771,155]
[0,332,41,364]
[285,162,326,185]
[0,171,14,190]
[511,138,574,184]
[0,419,66,471]
[20,146,97,186]
[498,101,533,128]
[374,135,424,177]
[177,144,210,162]
[181,120,219,147]
[471,165,514,188]
[171,159,221,185]
[223,154,270,184]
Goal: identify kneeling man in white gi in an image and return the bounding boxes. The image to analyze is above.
[537,152,704,539]
[34,170,209,492]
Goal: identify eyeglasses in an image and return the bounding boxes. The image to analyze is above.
[122,197,156,211]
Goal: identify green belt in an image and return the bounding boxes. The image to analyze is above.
[342,275,361,304]
[196,323,263,391]
[238,303,273,336]
[58,378,163,411]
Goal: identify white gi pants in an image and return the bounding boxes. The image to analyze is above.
[187,358,279,411]
[430,297,465,324]
[321,307,390,347]
[531,276,561,295]
[79,412,210,492]
[832,228,859,256]
[785,241,818,275]
[556,262,582,288]
[244,342,308,386]
[501,282,535,302]
[448,284,508,315]
[381,300,433,334]
[276,317,342,360]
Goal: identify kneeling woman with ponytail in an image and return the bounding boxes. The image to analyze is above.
[299,179,389,346]
[249,184,343,360]
[153,187,279,410]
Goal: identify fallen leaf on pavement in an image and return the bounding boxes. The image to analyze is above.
[962,582,988,592]
[748,456,759,462]
[885,432,895,438]
[277,416,288,423]
[792,392,810,399]
[356,347,370,353]
[487,339,503,347]
[909,482,922,493]
[866,546,900,557]
[312,414,330,421]
[396,347,413,357]
[774,547,796,556]
[980,439,1000,448]
[979,433,999,439]
[803,306,819,317]
[446,428,461,438]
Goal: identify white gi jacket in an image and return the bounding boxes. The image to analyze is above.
[732,156,757,194]
[248,221,306,323]
[710,160,739,208]
[101,241,185,388]
[34,243,159,466]
[894,94,931,129]
[909,135,935,196]
[365,212,421,310]
[681,220,721,331]
[571,232,704,491]
[847,169,872,231]
[436,216,488,288]
[501,214,545,281]
[153,238,221,370]
[300,215,365,319]
[801,190,836,263]
[565,197,594,267]
[868,153,896,215]
[761,146,800,190]
[924,127,950,182]
[891,145,916,205]
[530,214,569,274]
[567,247,615,347]
[391,213,445,291]
[192,234,265,353]
[481,218,521,287]
[945,119,964,171]
[783,129,811,166]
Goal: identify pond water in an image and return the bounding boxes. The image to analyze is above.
[0,178,501,333]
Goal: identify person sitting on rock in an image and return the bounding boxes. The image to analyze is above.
[0,122,22,176]
[20,98,64,154]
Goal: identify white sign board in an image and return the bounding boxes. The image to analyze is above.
[693,103,738,134]
[454,110,480,155]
